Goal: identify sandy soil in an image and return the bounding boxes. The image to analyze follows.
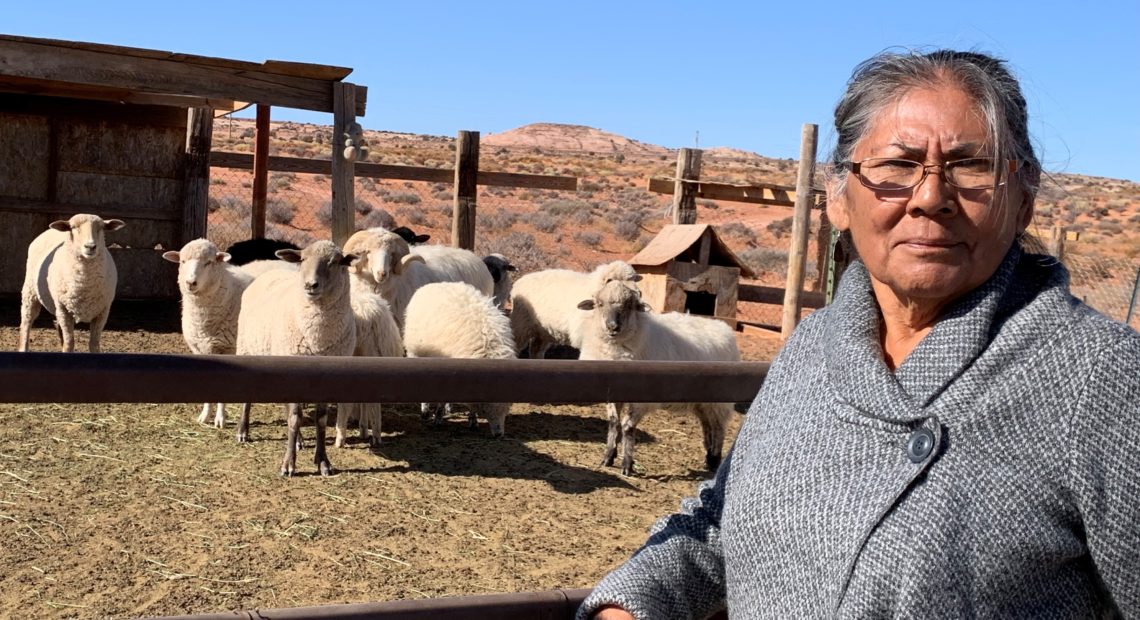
[0,300,776,618]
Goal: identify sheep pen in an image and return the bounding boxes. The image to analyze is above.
[0,297,779,618]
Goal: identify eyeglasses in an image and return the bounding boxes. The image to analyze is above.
[840,157,1019,191]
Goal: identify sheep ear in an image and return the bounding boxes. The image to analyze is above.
[630,274,643,282]
[413,234,431,243]
[577,300,596,311]
[639,302,652,312]
[49,220,70,232]
[104,219,126,231]
[506,264,518,272]
[161,251,181,264]
[275,249,303,263]
[216,252,232,263]
[340,253,359,267]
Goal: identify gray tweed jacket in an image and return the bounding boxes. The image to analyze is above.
[579,246,1140,619]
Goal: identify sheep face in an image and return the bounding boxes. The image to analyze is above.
[49,214,125,261]
[577,280,651,339]
[345,232,424,289]
[162,239,231,296]
[277,241,357,302]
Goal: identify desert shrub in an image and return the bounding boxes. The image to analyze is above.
[1096,220,1124,235]
[740,248,789,275]
[266,198,295,225]
[574,231,603,245]
[530,212,559,233]
[359,177,378,192]
[435,203,453,218]
[396,207,427,226]
[483,210,518,230]
[316,200,333,226]
[697,198,720,210]
[362,208,396,229]
[432,190,452,201]
[613,208,648,241]
[766,216,794,239]
[541,199,591,217]
[1128,214,1140,224]
[718,221,757,244]
[579,179,602,193]
[210,177,227,186]
[354,198,374,216]
[389,192,422,205]
[479,231,546,273]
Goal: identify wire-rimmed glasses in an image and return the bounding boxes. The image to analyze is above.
[840,157,1019,191]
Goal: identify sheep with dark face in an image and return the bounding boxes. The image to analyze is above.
[391,226,431,245]
[235,240,358,476]
[482,253,517,311]
[19,214,125,353]
[224,237,300,266]
[577,280,741,476]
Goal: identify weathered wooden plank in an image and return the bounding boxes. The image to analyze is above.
[0,198,184,222]
[648,177,803,207]
[111,248,179,299]
[331,84,356,247]
[56,171,182,211]
[182,107,213,244]
[0,92,187,126]
[0,75,241,112]
[0,112,50,199]
[57,119,185,177]
[0,37,366,115]
[251,105,271,239]
[208,152,576,189]
[452,131,480,250]
[739,283,825,309]
[781,124,819,339]
[672,148,702,225]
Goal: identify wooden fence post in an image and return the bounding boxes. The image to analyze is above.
[452,130,479,250]
[1047,225,1066,262]
[812,205,830,293]
[182,106,213,244]
[331,83,357,248]
[250,104,271,239]
[781,123,819,340]
[672,148,702,225]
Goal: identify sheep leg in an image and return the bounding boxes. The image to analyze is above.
[88,308,110,353]
[335,402,354,448]
[237,403,252,443]
[55,307,76,353]
[313,404,334,476]
[697,404,731,472]
[363,404,382,446]
[213,403,226,428]
[620,405,649,477]
[197,403,212,425]
[529,339,551,360]
[280,403,302,477]
[484,404,507,438]
[601,402,624,467]
[468,407,478,430]
[17,294,40,352]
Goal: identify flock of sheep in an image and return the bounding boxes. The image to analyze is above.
[18,213,742,478]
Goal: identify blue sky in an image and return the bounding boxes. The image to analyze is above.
[6,1,1138,181]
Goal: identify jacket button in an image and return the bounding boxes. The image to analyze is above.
[907,428,935,463]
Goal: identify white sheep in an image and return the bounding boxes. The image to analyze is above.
[162,239,297,427]
[482,253,517,311]
[235,240,358,476]
[342,228,493,328]
[509,260,641,358]
[335,276,404,448]
[19,214,125,353]
[577,280,741,476]
[403,282,516,437]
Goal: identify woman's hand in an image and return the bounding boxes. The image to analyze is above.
[593,606,635,620]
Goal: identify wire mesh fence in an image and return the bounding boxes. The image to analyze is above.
[1064,252,1140,330]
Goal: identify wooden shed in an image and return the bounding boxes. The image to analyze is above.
[628,224,756,322]
[0,34,366,299]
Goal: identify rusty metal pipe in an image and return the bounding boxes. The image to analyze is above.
[0,353,767,404]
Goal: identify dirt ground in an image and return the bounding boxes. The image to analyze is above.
[0,300,777,618]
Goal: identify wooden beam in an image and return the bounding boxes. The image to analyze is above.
[0,36,366,115]
[452,130,480,250]
[781,123,820,340]
[648,177,809,207]
[208,153,576,190]
[0,75,241,112]
[331,83,356,247]
[739,284,825,309]
[181,107,213,244]
[0,199,183,222]
[672,148,702,225]
[250,105,270,239]
[813,207,831,294]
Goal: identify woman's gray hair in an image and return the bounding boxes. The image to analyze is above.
[828,49,1041,198]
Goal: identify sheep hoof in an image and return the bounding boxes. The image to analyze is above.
[368,436,382,448]
[318,461,334,476]
[213,417,225,430]
[236,432,249,443]
[280,465,295,477]
[706,452,722,471]
[196,411,210,425]
[334,435,346,449]
[601,449,617,468]
[621,460,637,477]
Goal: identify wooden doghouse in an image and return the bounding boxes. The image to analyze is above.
[628,224,755,323]
[0,34,366,299]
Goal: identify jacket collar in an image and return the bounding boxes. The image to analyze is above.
[824,245,1023,423]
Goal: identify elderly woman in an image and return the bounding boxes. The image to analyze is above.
[579,49,1140,619]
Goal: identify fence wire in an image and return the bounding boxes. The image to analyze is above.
[1064,253,1140,330]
